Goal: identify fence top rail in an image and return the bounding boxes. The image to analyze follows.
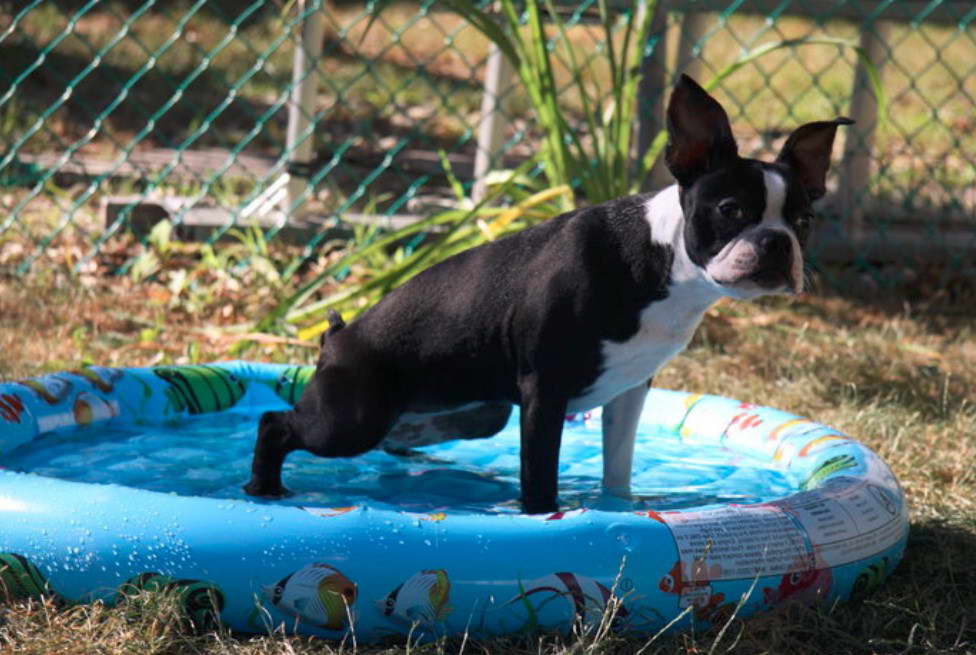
[471,0,974,25]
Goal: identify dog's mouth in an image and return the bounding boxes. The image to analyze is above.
[748,267,797,292]
[707,238,803,296]
[712,265,800,296]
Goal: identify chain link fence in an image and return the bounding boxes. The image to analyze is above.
[1,0,974,284]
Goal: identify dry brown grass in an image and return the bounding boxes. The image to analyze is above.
[2,239,975,654]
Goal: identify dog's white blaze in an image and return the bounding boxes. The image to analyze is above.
[762,168,787,223]
[756,170,804,293]
[761,169,804,293]
[569,186,721,413]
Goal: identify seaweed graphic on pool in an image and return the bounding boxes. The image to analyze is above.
[377,569,452,625]
[71,366,124,392]
[118,572,225,630]
[0,553,63,605]
[498,572,628,632]
[263,563,357,631]
[801,454,858,490]
[0,393,26,423]
[16,375,72,405]
[264,365,314,405]
[153,365,247,415]
[850,557,890,602]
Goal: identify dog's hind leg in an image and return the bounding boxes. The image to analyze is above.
[244,362,399,498]
[243,410,299,498]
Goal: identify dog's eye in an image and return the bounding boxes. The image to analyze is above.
[718,199,741,218]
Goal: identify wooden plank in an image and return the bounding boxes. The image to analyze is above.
[102,192,976,263]
[474,0,972,24]
[599,0,972,24]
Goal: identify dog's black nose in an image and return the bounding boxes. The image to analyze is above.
[757,230,792,259]
[751,230,793,288]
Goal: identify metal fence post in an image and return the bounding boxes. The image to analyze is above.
[675,11,709,83]
[284,0,327,217]
[637,0,672,191]
[839,19,891,238]
[473,43,516,203]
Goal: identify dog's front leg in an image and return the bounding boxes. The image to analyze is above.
[601,381,650,499]
[518,375,568,514]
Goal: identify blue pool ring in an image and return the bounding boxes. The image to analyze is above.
[0,361,908,641]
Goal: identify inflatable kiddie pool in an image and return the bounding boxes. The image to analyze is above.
[0,361,907,641]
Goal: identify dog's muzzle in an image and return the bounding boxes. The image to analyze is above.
[708,229,801,295]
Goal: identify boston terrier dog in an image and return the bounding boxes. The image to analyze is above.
[244,75,852,513]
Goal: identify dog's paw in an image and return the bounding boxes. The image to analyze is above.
[242,480,294,499]
[520,497,559,515]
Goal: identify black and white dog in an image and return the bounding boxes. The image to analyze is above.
[245,75,851,513]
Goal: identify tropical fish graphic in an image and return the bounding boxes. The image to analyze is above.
[0,553,61,605]
[118,572,225,630]
[264,563,357,630]
[377,569,452,624]
[505,572,628,629]
[153,365,247,415]
[266,366,314,405]
[0,393,26,423]
[16,375,72,405]
[71,366,123,392]
[72,392,119,425]
[658,558,726,621]
[763,563,833,606]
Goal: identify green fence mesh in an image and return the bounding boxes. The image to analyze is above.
[1,0,974,282]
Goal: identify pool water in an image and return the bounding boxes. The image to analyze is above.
[2,410,795,514]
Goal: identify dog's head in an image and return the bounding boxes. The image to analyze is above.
[665,74,852,298]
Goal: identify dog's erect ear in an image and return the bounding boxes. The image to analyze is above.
[776,118,854,201]
[665,74,738,187]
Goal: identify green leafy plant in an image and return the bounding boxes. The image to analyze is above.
[273,163,573,341]
[365,0,885,201]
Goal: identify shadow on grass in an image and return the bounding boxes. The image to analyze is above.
[861,517,976,652]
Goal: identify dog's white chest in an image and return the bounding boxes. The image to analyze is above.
[568,297,707,412]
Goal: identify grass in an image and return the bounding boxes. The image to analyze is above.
[1,231,975,654]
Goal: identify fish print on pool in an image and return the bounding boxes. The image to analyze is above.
[377,569,452,625]
[264,563,357,631]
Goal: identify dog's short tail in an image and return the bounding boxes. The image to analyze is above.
[318,310,345,349]
[327,309,346,335]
